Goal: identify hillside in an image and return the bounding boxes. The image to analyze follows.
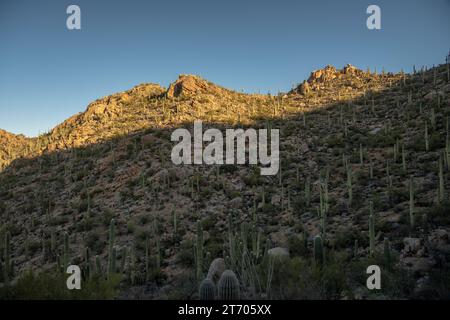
[0,130,33,171]
[0,62,449,299]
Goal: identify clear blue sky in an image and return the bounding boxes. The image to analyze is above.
[0,0,449,137]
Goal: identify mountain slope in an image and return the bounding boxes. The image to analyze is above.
[0,63,449,299]
[0,129,32,171]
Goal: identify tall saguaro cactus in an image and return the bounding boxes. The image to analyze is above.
[313,235,324,266]
[228,214,236,268]
[63,232,70,268]
[409,176,415,229]
[438,155,445,202]
[383,237,392,270]
[172,210,177,236]
[369,204,375,258]
[346,166,353,207]
[85,247,91,279]
[360,144,364,165]
[108,218,116,274]
[305,176,311,207]
[195,220,204,280]
[3,232,11,286]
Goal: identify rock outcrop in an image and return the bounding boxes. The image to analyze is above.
[166,74,231,98]
[292,64,367,95]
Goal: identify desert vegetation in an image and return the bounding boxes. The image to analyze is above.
[0,60,449,299]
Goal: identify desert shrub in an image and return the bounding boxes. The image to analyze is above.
[413,267,450,299]
[0,201,6,215]
[77,199,88,213]
[177,240,195,267]
[200,216,215,230]
[426,200,450,224]
[137,214,150,226]
[287,234,308,258]
[84,231,104,255]
[334,227,365,250]
[221,164,239,174]
[243,170,264,187]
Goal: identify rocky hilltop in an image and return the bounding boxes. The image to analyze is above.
[0,129,32,171]
[0,62,449,299]
[166,74,234,98]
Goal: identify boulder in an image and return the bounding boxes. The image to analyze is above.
[268,247,289,258]
[403,237,421,254]
[400,257,434,273]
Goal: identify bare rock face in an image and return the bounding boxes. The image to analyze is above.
[343,64,359,75]
[0,129,28,150]
[268,247,289,258]
[291,64,366,95]
[43,83,166,151]
[403,237,422,255]
[299,80,310,95]
[400,257,435,273]
[399,237,435,274]
[84,83,164,118]
[308,65,338,83]
[167,74,229,98]
[0,129,30,169]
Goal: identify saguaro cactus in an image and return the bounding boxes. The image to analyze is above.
[195,220,204,280]
[217,270,240,300]
[353,239,359,257]
[319,182,327,238]
[108,219,116,274]
[383,237,392,270]
[110,247,117,274]
[369,159,374,179]
[50,231,56,254]
[446,132,450,171]
[172,210,177,235]
[313,235,324,266]
[409,176,415,229]
[305,176,311,207]
[228,214,236,268]
[346,166,353,207]
[402,144,407,172]
[438,155,445,202]
[155,237,161,269]
[95,255,102,275]
[431,109,436,130]
[360,144,364,165]
[446,54,450,82]
[85,247,91,279]
[393,140,398,163]
[120,246,127,274]
[3,232,11,285]
[145,236,149,280]
[250,224,261,261]
[63,232,70,268]
[369,206,375,257]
